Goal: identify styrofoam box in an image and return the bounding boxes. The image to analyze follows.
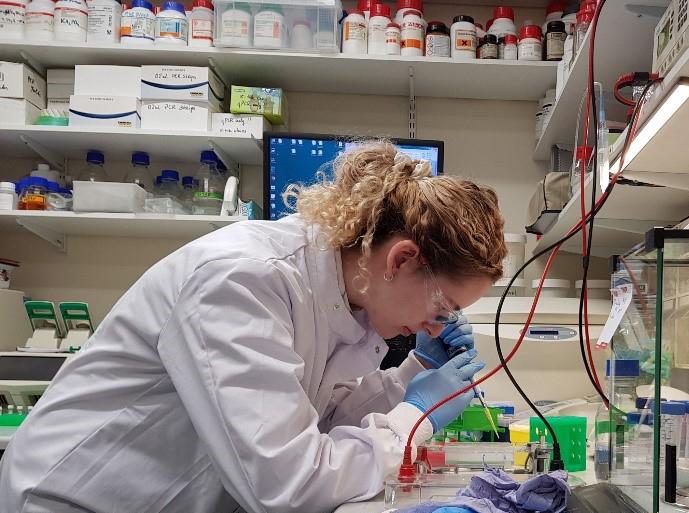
[140,66,226,109]
[47,68,75,84]
[0,98,41,125]
[72,181,146,213]
[211,113,269,138]
[48,83,75,98]
[0,62,47,109]
[141,100,216,131]
[69,96,141,129]
[74,65,141,98]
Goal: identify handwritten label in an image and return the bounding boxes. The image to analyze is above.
[145,102,199,113]
[215,115,262,136]
[596,283,633,348]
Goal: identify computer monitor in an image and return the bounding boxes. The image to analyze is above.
[263,133,444,221]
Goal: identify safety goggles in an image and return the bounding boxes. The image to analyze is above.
[423,265,460,326]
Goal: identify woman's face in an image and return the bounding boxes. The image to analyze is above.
[361,240,493,340]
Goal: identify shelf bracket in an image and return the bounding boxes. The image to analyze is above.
[20,135,66,172]
[16,218,67,253]
[408,67,416,139]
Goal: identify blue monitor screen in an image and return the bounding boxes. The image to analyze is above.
[264,134,444,220]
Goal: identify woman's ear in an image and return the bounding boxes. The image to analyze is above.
[385,240,421,278]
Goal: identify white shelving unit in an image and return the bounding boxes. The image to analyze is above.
[533,2,662,160]
[0,40,557,101]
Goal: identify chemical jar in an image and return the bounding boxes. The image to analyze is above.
[544,20,566,61]
[425,20,449,57]
[87,0,122,43]
[479,34,498,59]
[342,9,367,54]
[25,0,54,40]
[54,0,88,42]
[502,233,526,278]
[531,279,571,298]
[18,177,48,210]
[500,33,517,59]
[120,0,155,44]
[488,6,515,37]
[450,15,475,60]
[367,3,390,55]
[400,8,424,56]
[188,0,213,46]
[384,21,400,54]
[356,0,376,20]
[125,151,153,191]
[155,1,188,45]
[0,0,26,39]
[217,2,251,47]
[575,279,611,300]
[0,182,17,211]
[291,20,313,49]
[542,1,565,34]
[518,24,542,61]
[253,4,286,49]
[394,0,423,25]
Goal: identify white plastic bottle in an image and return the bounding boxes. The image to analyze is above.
[385,21,400,55]
[25,0,55,41]
[54,0,88,41]
[488,6,516,37]
[342,9,367,54]
[291,20,313,49]
[518,24,542,61]
[155,0,188,45]
[218,2,251,47]
[188,0,213,46]
[87,0,122,43]
[400,8,423,56]
[0,0,26,40]
[367,2,390,55]
[451,14,475,60]
[120,0,155,44]
[253,4,286,49]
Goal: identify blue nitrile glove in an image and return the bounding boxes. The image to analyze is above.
[432,508,477,513]
[404,349,485,432]
[415,315,475,369]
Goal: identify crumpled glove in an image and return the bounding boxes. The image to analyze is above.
[404,349,485,432]
[415,315,475,369]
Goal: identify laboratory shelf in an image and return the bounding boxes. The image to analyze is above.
[0,125,264,166]
[532,177,689,258]
[533,1,662,161]
[0,40,557,101]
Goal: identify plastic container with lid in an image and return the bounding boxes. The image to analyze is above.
[216,2,251,47]
[384,21,400,54]
[120,0,155,44]
[500,33,517,59]
[544,20,566,61]
[342,9,367,54]
[518,24,542,61]
[253,4,287,49]
[0,0,26,39]
[291,20,313,49]
[54,0,88,41]
[0,182,17,211]
[25,0,54,41]
[87,0,122,43]
[188,0,213,46]
[400,8,424,56]
[479,34,498,59]
[488,6,516,37]
[575,279,611,300]
[367,3,390,55]
[78,150,110,183]
[503,233,526,278]
[155,1,188,45]
[425,20,449,57]
[450,14,475,60]
[531,279,571,298]
[18,177,49,211]
[125,151,153,191]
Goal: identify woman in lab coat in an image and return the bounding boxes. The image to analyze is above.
[0,142,507,513]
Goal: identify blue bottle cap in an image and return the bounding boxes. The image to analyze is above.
[86,150,105,165]
[636,397,651,409]
[26,177,49,188]
[661,401,686,415]
[46,181,60,192]
[605,359,640,377]
[161,1,185,14]
[644,414,654,426]
[131,0,153,10]
[132,151,150,167]
[59,187,72,195]
[200,150,218,163]
[500,406,515,415]
[160,169,179,182]
[15,179,26,193]
[626,412,641,425]
[155,176,162,185]
[182,176,194,186]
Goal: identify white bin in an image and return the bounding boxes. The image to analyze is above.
[575,279,611,300]
[73,181,146,213]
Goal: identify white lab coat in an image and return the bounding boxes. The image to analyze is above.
[0,215,433,513]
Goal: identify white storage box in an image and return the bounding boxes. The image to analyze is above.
[140,100,216,131]
[0,98,42,125]
[69,96,141,128]
[575,279,611,300]
[47,69,75,84]
[0,62,47,109]
[140,66,227,110]
[48,83,75,99]
[503,233,526,278]
[213,0,342,53]
[531,279,571,298]
[211,113,269,138]
[74,65,141,97]
[489,278,526,298]
[72,181,146,213]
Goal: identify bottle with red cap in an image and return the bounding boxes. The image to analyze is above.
[488,6,516,37]
[518,24,542,60]
[368,2,391,54]
[394,0,422,25]
[542,1,565,33]
[358,0,380,20]
[400,8,424,56]
[188,0,213,46]
[342,8,367,54]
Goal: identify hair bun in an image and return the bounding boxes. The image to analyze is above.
[393,151,431,180]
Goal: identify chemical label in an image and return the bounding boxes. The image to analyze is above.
[518,40,542,60]
[546,32,566,60]
[425,34,450,57]
[26,10,54,32]
[255,19,282,39]
[0,2,25,30]
[385,29,400,45]
[155,17,188,40]
[87,5,118,37]
[55,5,88,32]
[454,29,475,50]
[596,283,633,348]
[120,10,154,40]
[191,18,212,40]
[344,20,366,41]
[222,18,248,37]
[194,191,222,200]
[480,44,497,59]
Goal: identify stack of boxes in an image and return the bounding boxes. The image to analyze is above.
[46,69,75,121]
[0,62,47,124]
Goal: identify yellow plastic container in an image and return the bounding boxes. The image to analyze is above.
[510,424,530,469]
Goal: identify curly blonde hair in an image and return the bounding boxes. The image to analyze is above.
[283,141,507,290]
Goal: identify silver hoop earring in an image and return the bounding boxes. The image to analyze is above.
[384,272,393,282]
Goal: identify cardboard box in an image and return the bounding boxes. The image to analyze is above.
[47,68,75,84]
[0,62,47,109]
[69,95,141,128]
[140,100,217,131]
[140,66,227,110]
[230,86,285,125]
[48,83,74,99]
[74,65,141,98]
[211,113,269,139]
[0,98,41,125]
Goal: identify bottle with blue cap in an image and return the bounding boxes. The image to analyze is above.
[125,151,153,192]
[77,150,109,183]
[181,176,196,213]
[605,358,640,412]
[192,150,224,215]
[158,170,182,200]
[660,401,685,465]
[155,0,189,45]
